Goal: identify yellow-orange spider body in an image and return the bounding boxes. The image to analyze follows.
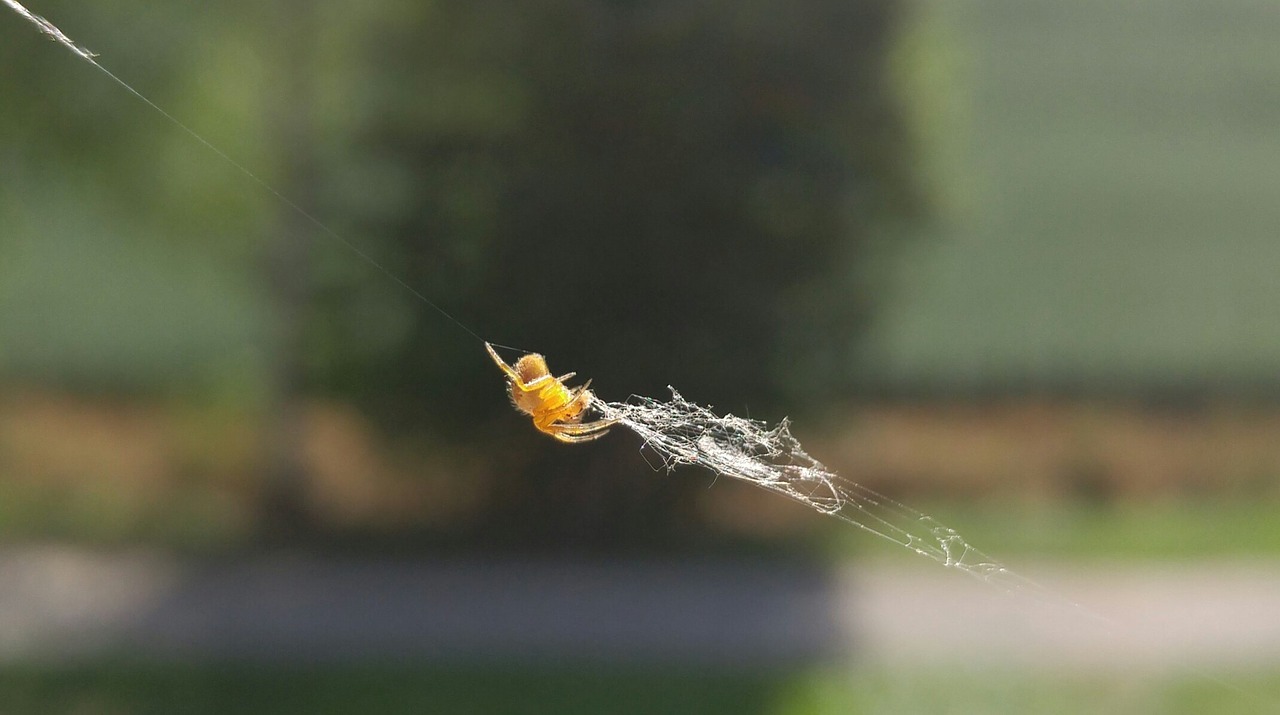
[485,342,615,443]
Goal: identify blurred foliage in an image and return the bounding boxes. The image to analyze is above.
[0,0,272,395]
[0,1,925,548]
[317,0,920,421]
[326,1,921,548]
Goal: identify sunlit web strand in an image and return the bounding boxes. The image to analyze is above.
[3,0,502,349]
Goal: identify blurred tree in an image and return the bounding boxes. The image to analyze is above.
[261,0,319,537]
[316,0,923,549]
[0,0,922,550]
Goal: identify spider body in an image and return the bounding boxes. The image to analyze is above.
[485,342,615,443]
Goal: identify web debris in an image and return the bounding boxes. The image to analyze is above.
[596,389,1047,596]
[4,0,98,61]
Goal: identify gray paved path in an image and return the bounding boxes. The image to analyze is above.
[1,547,1278,669]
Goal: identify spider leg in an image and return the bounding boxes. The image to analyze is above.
[548,382,602,422]
[549,429,610,444]
[550,419,617,435]
[485,343,558,392]
[532,389,609,432]
[544,414,616,442]
[541,393,617,434]
[485,343,522,383]
[564,379,593,403]
[518,374,556,391]
[533,406,582,433]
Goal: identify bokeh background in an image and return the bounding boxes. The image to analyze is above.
[2,0,1280,712]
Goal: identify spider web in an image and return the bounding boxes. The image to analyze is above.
[596,389,1049,596]
[3,0,96,60]
[6,0,1047,601]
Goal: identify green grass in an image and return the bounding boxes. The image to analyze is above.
[0,663,781,715]
[0,662,1275,715]
[784,666,1280,715]
[834,498,1280,562]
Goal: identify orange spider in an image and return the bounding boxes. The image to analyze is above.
[485,342,616,443]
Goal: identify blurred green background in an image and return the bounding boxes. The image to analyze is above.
[2,0,1280,712]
